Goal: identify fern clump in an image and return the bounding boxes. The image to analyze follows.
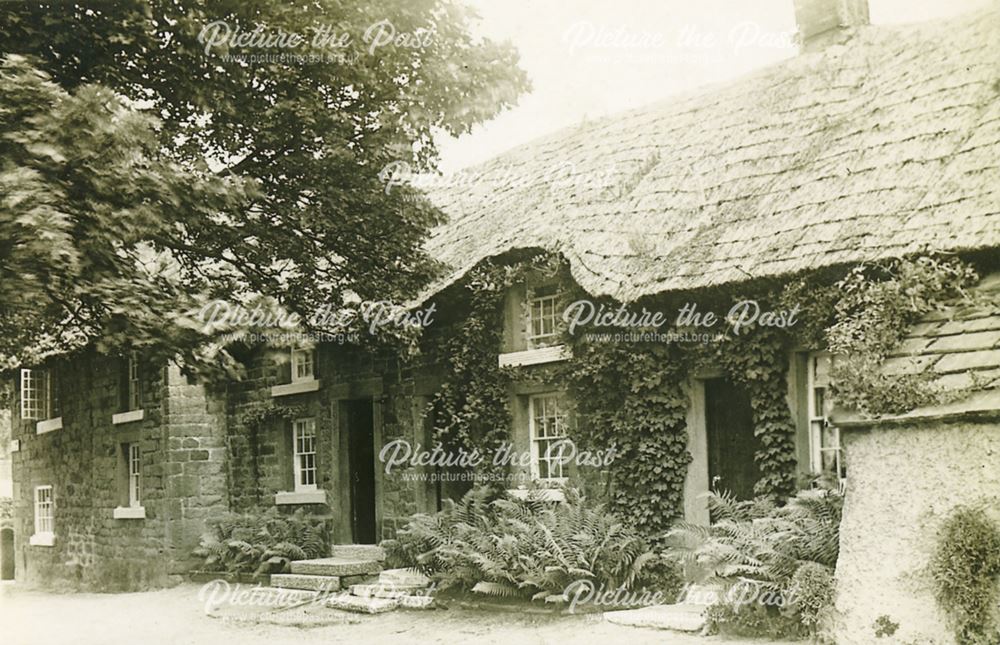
[665,484,843,637]
[383,486,661,601]
[193,507,330,574]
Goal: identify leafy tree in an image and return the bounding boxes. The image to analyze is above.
[0,54,248,370]
[0,0,529,368]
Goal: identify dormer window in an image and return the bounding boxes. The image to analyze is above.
[526,285,561,349]
[291,347,315,383]
[272,347,320,397]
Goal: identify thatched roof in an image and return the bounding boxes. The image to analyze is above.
[422,3,1000,303]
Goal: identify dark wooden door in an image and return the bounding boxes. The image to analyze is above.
[347,400,377,544]
[1,528,14,580]
[705,378,760,500]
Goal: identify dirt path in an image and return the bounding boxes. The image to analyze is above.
[0,582,799,645]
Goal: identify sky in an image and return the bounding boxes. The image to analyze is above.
[435,0,992,172]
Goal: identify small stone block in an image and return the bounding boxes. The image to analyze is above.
[399,594,434,609]
[378,568,431,587]
[325,594,400,614]
[270,573,342,592]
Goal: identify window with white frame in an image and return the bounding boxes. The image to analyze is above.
[293,418,317,491]
[291,348,315,383]
[20,368,59,420]
[34,485,54,536]
[807,352,846,484]
[127,443,142,507]
[529,394,570,482]
[526,286,561,348]
[126,351,141,411]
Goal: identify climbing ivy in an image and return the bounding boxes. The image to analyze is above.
[561,329,692,538]
[429,254,561,481]
[784,256,978,417]
[426,253,980,538]
[229,402,305,507]
[699,325,799,499]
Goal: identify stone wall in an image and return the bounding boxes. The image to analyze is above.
[10,353,228,590]
[834,414,1000,645]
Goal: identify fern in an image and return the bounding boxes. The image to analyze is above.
[384,485,658,597]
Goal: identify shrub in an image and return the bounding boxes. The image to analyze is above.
[193,507,330,574]
[705,601,804,639]
[790,562,835,631]
[930,506,1000,645]
[383,486,658,600]
[665,484,842,636]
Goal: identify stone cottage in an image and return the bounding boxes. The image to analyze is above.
[6,0,999,593]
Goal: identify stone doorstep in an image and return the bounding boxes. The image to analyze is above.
[289,557,383,577]
[330,544,386,561]
[377,568,432,587]
[603,603,706,633]
[325,594,400,614]
[270,573,342,592]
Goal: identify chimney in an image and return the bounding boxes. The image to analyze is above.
[793,0,870,51]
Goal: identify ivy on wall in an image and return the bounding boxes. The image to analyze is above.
[425,252,979,538]
[699,325,799,499]
[562,331,692,538]
[429,256,558,481]
[229,402,305,508]
[783,256,978,416]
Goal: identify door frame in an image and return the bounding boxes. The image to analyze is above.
[683,372,716,525]
[329,378,384,544]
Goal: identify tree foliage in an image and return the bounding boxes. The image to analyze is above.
[0,0,529,368]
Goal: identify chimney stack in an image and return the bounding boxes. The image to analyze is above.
[793,0,870,50]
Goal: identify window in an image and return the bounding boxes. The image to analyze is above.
[807,352,846,484]
[293,418,317,491]
[127,443,142,508]
[20,368,59,421]
[291,348,315,383]
[34,485,53,536]
[126,351,141,411]
[529,394,570,482]
[526,286,561,348]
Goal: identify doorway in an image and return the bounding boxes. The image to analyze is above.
[346,399,377,544]
[1,527,14,580]
[704,377,760,501]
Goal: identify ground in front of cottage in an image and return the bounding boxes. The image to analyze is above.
[0,583,800,645]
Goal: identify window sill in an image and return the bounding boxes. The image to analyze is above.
[275,490,327,505]
[113,506,146,519]
[112,409,145,425]
[271,379,320,397]
[29,532,55,547]
[498,345,570,368]
[507,488,566,502]
[35,417,63,434]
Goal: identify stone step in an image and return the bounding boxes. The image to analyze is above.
[325,594,400,614]
[378,568,431,587]
[289,557,383,577]
[603,603,706,632]
[270,573,341,592]
[330,544,386,561]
